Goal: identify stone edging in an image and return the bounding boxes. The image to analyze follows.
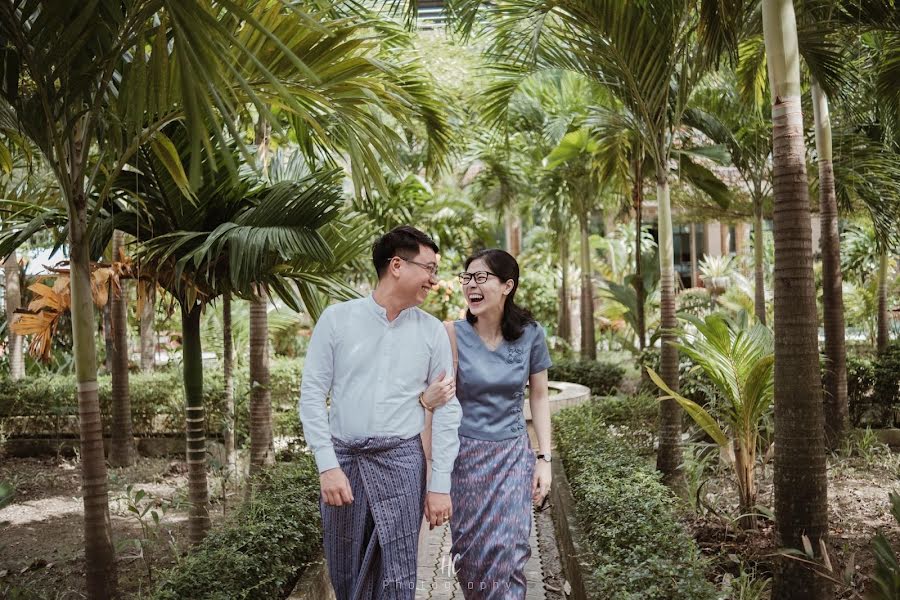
[524,380,591,421]
[549,455,602,600]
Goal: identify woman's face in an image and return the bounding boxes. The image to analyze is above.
[463,258,513,318]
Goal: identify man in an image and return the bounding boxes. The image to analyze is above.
[300,225,462,599]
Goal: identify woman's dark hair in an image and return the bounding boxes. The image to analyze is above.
[372,225,439,279]
[464,248,534,341]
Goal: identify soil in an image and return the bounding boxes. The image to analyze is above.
[0,455,234,599]
[534,501,565,600]
[683,447,900,598]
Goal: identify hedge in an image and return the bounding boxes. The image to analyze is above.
[548,358,624,396]
[0,357,304,440]
[553,403,717,600]
[151,455,322,600]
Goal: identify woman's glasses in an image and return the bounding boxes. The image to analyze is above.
[458,271,498,285]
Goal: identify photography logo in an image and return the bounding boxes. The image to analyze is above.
[439,552,460,578]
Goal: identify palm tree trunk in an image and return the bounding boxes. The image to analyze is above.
[655,169,684,491]
[763,2,832,596]
[140,282,156,371]
[505,211,522,257]
[68,183,117,598]
[578,213,596,360]
[249,289,274,475]
[734,438,758,529]
[102,302,113,373]
[181,302,210,544]
[813,81,848,449]
[4,251,24,380]
[223,292,236,474]
[876,252,890,352]
[689,223,698,288]
[753,196,767,325]
[557,230,572,345]
[633,160,646,352]
[109,230,134,467]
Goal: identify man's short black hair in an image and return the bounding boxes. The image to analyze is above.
[372,226,439,279]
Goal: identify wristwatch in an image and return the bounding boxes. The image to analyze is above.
[536,452,552,463]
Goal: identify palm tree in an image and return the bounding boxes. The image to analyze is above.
[249,116,274,477]
[249,286,274,475]
[761,0,832,595]
[686,75,772,325]
[649,312,774,529]
[105,125,366,543]
[222,291,236,474]
[482,0,742,488]
[139,282,156,371]
[3,251,23,380]
[108,230,134,467]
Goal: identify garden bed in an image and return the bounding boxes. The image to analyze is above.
[552,402,717,599]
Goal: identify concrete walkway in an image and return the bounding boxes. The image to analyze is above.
[414,509,547,600]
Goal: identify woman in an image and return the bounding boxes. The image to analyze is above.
[421,248,553,599]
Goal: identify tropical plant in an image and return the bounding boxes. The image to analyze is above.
[102,124,368,544]
[648,312,774,529]
[480,0,747,487]
[698,254,736,296]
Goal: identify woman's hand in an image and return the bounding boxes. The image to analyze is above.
[532,460,551,504]
[421,370,455,410]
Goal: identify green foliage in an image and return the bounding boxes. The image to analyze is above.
[869,492,900,600]
[590,394,659,431]
[0,358,304,442]
[548,359,624,395]
[553,403,717,600]
[845,343,900,427]
[150,457,322,600]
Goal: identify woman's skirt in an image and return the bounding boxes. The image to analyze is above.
[449,433,534,599]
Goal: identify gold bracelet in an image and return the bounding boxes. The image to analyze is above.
[419,392,434,412]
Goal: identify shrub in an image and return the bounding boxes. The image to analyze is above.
[844,343,900,427]
[553,403,717,600]
[873,342,900,410]
[0,358,304,440]
[151,456,322,600]
[548,358,624,395]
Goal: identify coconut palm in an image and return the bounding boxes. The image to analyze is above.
[648,312,774,529]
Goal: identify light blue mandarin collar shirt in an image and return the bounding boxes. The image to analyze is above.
[299,294,462,494]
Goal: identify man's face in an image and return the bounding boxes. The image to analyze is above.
[397,245,438,306]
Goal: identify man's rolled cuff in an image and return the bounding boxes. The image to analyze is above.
[314,446,340,473]
[428,469,451,494]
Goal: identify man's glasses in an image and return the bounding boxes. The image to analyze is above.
[393,256,438,276]
[457,271,498,285]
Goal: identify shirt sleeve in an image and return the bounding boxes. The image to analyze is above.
[299,307,340,473]
[529,323,553,374]
[427,321,462,494]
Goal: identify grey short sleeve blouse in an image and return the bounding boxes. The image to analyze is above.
[454,320,553,441]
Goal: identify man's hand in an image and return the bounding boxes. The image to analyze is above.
[422,371,455,410]
[320,468,354,506]
[424,491,452,530]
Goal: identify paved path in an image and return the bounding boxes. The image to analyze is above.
[414,508,547,600]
